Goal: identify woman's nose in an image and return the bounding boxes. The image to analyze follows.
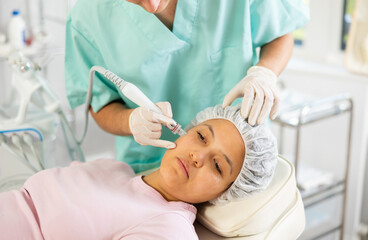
[190,150,207,167]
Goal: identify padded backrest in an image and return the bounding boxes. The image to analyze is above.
[196,156,297,237]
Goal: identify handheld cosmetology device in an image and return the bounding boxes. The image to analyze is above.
[79,66,186,144]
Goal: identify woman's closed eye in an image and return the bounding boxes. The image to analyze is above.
[197,131,222,174]
[197,131,207,144]
[214,159,222,175]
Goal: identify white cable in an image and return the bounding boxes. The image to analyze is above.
[58,109,85,161]
[0,134,5,145]
[11,134,27,161]
[3,134,38,173]
[11,134,37,169]
[78,66,106,144]
[23,133,44,170]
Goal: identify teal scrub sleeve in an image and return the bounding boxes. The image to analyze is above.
[250,0,310,48]
[64,18,121,113]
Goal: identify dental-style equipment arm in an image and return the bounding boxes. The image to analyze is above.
[4,52,85,162]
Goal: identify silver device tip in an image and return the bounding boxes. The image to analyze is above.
[177,128,187,136]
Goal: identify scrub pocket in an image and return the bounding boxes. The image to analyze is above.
[210,47,252,102]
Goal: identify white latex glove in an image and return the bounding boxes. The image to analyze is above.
[129,102,176,149]
[222,66,280,126]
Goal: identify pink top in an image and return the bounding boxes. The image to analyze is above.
[0,159,198,240]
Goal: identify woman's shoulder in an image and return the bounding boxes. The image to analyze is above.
[89,158,135,176]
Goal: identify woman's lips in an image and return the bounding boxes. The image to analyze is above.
[177,158,189,178]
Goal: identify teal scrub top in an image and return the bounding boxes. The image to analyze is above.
[65,0,309,173]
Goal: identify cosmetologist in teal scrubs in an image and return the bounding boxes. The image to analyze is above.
[65,0,309,173]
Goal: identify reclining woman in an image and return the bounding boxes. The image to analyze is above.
[0,104,277,240]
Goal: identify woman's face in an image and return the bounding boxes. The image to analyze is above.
[159,119,245,204]
[125,0,171,13]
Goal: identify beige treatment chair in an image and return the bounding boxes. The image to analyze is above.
[195,155,305,240]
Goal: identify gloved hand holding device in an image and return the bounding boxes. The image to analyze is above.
[222,66,280,126]
[129,102,176,149]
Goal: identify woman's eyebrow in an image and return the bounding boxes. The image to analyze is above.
[222,153,233,174]
[203,123,233,174]
[203,123,215,138]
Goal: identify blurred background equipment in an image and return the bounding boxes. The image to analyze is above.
[0,52,84,192]
[7,9,26,50]
[273,89,353,240]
